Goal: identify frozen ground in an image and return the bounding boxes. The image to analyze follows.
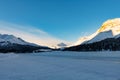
[0,51,120,80]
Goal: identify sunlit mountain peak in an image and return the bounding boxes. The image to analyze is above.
[98,18,120,35]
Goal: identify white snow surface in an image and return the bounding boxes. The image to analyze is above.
[0,51,120,80]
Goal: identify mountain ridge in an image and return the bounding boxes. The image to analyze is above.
[75,18,120,46]
[64,18,120,51]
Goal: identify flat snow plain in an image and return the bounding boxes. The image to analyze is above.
[0,51,120,80]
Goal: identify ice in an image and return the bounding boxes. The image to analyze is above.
[0,51,120,80]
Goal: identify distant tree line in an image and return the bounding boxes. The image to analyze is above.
[64,37,120,51]
[0,42,50,53]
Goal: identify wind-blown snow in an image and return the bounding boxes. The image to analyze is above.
[0,51,120,80]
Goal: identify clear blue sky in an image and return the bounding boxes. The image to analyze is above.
[0,0,120,42]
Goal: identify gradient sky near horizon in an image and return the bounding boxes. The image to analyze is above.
[0,0,120,47]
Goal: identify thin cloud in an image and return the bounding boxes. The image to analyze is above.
[0,21,71,48]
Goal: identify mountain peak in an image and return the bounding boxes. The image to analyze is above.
[98,18,120,35]
[0,34,38,46]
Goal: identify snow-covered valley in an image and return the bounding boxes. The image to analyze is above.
[0,51,120,80]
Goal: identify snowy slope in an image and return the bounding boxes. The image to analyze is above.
[75,18,120,45]
[0,51,120,80]
[74,32,98,45]
[87,30,113,43]
[114,33,120,38]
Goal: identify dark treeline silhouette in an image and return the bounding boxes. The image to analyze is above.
[0,41,50,53]
[64,37,120,51]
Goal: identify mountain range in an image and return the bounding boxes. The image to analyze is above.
[64,18,120,51]
[1,18,120,53]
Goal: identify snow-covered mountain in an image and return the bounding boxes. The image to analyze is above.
[64,18,120,51]
[98,18,120,35]
[75,18,120,45]
[0,34,50,53]
[0,34,42,47]
[57,43,67,48]
[0,34,35,46]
